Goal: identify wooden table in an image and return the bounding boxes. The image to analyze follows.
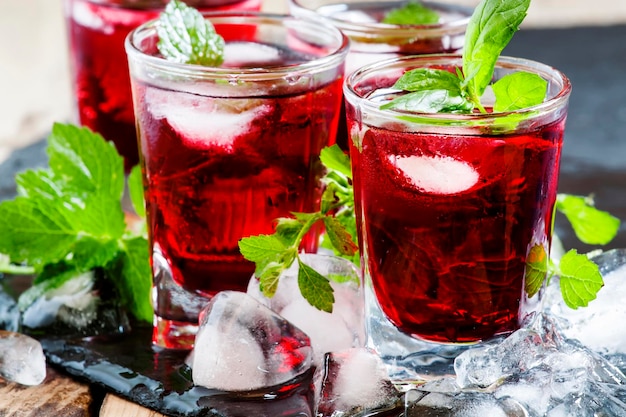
[0,367,165,417]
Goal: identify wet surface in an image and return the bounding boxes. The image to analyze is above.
[41,327,316,417]
[0,24,625,417]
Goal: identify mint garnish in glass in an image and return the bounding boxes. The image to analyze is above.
[156,0,225,66]
[382,1,440,25]
[383,0,547,114]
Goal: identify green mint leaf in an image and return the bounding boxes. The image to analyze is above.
[157,0,224,66]
[274,217,306,247]
[0,124,126,270]
[392,68,465,94]
[320,144,352,178]
[322,216,358,257]
[462,0,530,105]
[558,249,604,309]
[297,259,334,313]
[0,123,153,322]
[112,237,153,323]
[493,71,548,111]
[258,262,285,298]
[128,165,146,218]
[524,244,548,297]
[321,182,341,215]
[556,194,621,245]
[239,234,286,265]
[382,1,439,25]
[381,89,474,113]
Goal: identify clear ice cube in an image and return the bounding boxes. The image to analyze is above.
[191,291,313,392]
[389,154,479,194]
[247,254,365,365]
[317,348,401,417]
[0,330,46,386]
[145,87,270,148]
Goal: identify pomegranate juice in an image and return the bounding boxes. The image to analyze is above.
[349,118,565,343]
[64,0,261,170]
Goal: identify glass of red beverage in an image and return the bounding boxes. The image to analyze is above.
[288,0,472,149]
[64,0,262,171]
[344,55,571,379]
[126,12,349,349]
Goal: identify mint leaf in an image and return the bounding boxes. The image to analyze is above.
[393,68,465,93]
[0,123,152,323]
[297,259,334,313]
[382,1,439,25]
[128,165,146,218]
[238,234,287,272]
[320,144,352,178]
[556,194,621,245]
[258,262,285,298]
[322,216,358,257]
[157,0,225,66]
[274,217,306,247]
[493,71,548,111]
[559,249,604,309]
[524,244,548,297]
[113,237,153,323]
[462,0,530,106]
[381,89,474,113]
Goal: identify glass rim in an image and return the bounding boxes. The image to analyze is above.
[343,54,572,124]
[289,1,471,38]
[125,11,350,81]
[81,0,245,8]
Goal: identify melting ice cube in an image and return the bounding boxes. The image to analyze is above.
[223,42,283,67]
[191,291,312,392]
[390,154,479,194]
[247,254,365,365]
[317,348,400,417]
[544,249,626,359]
[146,88,270,148]
[0,330,46,386]
[72,2,110,33]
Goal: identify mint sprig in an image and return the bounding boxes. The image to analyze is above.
[383,0,546,115]
[382,1,439,25]
[0,123,152,323]
[556,193,620,245]
[524,193,621,308]
[238,145,358,312]
[157,0,224,66]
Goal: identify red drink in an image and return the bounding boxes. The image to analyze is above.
[344,55,571,345]
[134,77,343,296]
[349,122,564,343]
[64,0,262,170]
[127,13,349,347]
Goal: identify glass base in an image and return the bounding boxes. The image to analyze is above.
[364,285,502,387]
[151,251,211,349]
[152,316,199,350]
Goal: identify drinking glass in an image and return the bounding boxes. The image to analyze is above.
[288,0,472,149]
[126,12,349,349]
[64,0,262,171]
[344,54,572,380]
